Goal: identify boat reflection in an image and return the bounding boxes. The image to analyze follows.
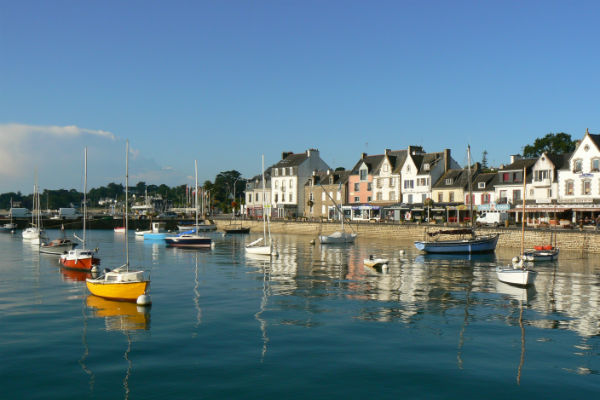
[86,295,150,331]
[60,268,95,282]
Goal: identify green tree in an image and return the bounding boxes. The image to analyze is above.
[481,150,488,169]
[523,132,576,157]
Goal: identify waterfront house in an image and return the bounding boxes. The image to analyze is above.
[400,147,460,206]
[431,163,481,223]
[371,149,408,207]
[270,149,330,218]
[245,168,272,219]
[347,152,385,221]
[557,129,600,223]
[303,169,351,220]
[493,155,536,206]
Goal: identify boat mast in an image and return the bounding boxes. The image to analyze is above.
[125,140,129,270]
[195,160,199,231]
[467,145,473,228]
[83,147,87,250]
[521,166,526,257]
[261,155,267,242]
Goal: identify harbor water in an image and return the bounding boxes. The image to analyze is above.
[1,229,599,399]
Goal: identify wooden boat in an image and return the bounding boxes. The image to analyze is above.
[523,246,559,261]
[165,160,212,249]
[86,140,150,303]
[39,238,77,255]
[414,146,498,254]
[224,226,250,234]
[246,156,276,256]
[496,166,537,287]
[60,148,100,271]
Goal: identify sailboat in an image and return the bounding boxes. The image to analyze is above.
[22,179,47,243]
[414,145,499,253]
[496,167,537,286]
[246,155,276,256]
[164,160,212,248]
[86,140,151,304]
[318,192,357,244]
[60,148,100,271]
[1,198,18,233]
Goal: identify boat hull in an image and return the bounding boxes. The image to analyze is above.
[496,267,537,286]
[165,236,212,248]
[144,232,167,240]
[318,232,357,244]
[86,280,149,302]
[59,250,100,271]
[245,245,273,255]
[414,234,498,254]
[523,249,559,261]
[224,227,250,234]
[178,224,217,232]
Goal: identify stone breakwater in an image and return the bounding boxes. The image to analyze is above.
[215,219,600,254]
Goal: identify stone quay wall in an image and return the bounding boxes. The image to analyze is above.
[215,219,600,254]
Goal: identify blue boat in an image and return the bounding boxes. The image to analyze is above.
[414,229,499,254]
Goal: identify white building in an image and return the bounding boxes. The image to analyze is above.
[400,148,459,204]
[558,129,600,203]
[270,149,330,218]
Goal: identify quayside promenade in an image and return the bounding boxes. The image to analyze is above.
[215,218,600,254]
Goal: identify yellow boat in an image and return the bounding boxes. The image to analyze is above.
[86,265,149,302]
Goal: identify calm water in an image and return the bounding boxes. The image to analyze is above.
[1,229,599,399]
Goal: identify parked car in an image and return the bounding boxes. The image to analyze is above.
[476,211,508,227]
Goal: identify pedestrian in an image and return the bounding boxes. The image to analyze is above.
[596,214,600,231]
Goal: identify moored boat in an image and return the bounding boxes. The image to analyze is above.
[496,263,537,287]
[39,238,77,255]
[414,229,499,253]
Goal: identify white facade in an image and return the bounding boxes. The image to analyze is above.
[373,156,400,203]
[270,149,330,217]
[401,150,459,204]
[528,153,560,204]
[557,132,600,203]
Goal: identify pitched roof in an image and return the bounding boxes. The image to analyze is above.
[589,133,600,150]
[499,158,537,171]
[472,172,497,191]
[306,170,351,186]
[350,154,386,174]
[544,152,572,170]
[433,168,469,189]
[272,152,309,168]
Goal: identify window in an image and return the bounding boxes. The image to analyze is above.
[423,163,430,171]
[422,194,427,203]
[438,193,443,202]
[535,169,550,181]
[566,180,574,195]
[478,182,485,189]
[289,167,293,175]
[407,194,413,203]
[500,190,507,201]
[389,178,395,187]
[309,193,314,201]
[389,191,396,201]
[367,196,372,202]
[274,169,279,176]
[282,168,286,176]
[321,205,325,215]
[354,196,360,202]
[583,180,591,195]
[289,179,293,188]
[275,180,279,188]
[274,194,278,203]
[417,178,428,186]
[513,171,522,182]
[574,159,583,172]
[329,191,333,200]
[592,158,600,172]
[376,178,382,189]
[360,169,368,181]
[367,183,372,191]
[336,191,341,201]
[354,183,360,191]
[513,190,521,203]
[376,192,383,201]
[406,165,411,173]
[482,193,491,204]
[248,194,252,203]
[255,193,259,201]
[445,178,453,185]
[383,164,389,172]
[289,193,293,202]
[449,192,454,202]
[529,189,534,197]
[403,180,414,189]
[322,192,325,201]
[503,173,510,182]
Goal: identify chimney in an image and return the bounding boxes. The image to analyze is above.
[362,152,367,159]
[510,154,521,164]
[385,148,391,156]
[444,149,451,173]
[307,148,319,157]
[282,151,293,160]
[326,169,331,175]
[408,145,424,156]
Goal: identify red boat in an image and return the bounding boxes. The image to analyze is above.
[59,249,100,271]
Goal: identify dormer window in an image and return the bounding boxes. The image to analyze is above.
[383,164,389,172]
[445,178,453,185]
[274,169,279,176]
[478,182,485,189]
[423,163,430,171]
[289,167,293,175]
[359,168,368,181]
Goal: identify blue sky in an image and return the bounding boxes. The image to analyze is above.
[1,0,598,194]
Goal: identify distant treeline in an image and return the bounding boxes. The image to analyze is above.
[0,170,246,212]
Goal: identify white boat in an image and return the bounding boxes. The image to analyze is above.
[22,179,46,243]
[496,263,537,287]
[177,221,217,232]
[165,160,212,249]
[363,255,389,268]
[144,222,167,240]
[86,140,150,304]
[39,238,77,255]
[496,166,537,287]
[246,155,276,256]
[318,193,356,244]
[1,198,18,233]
